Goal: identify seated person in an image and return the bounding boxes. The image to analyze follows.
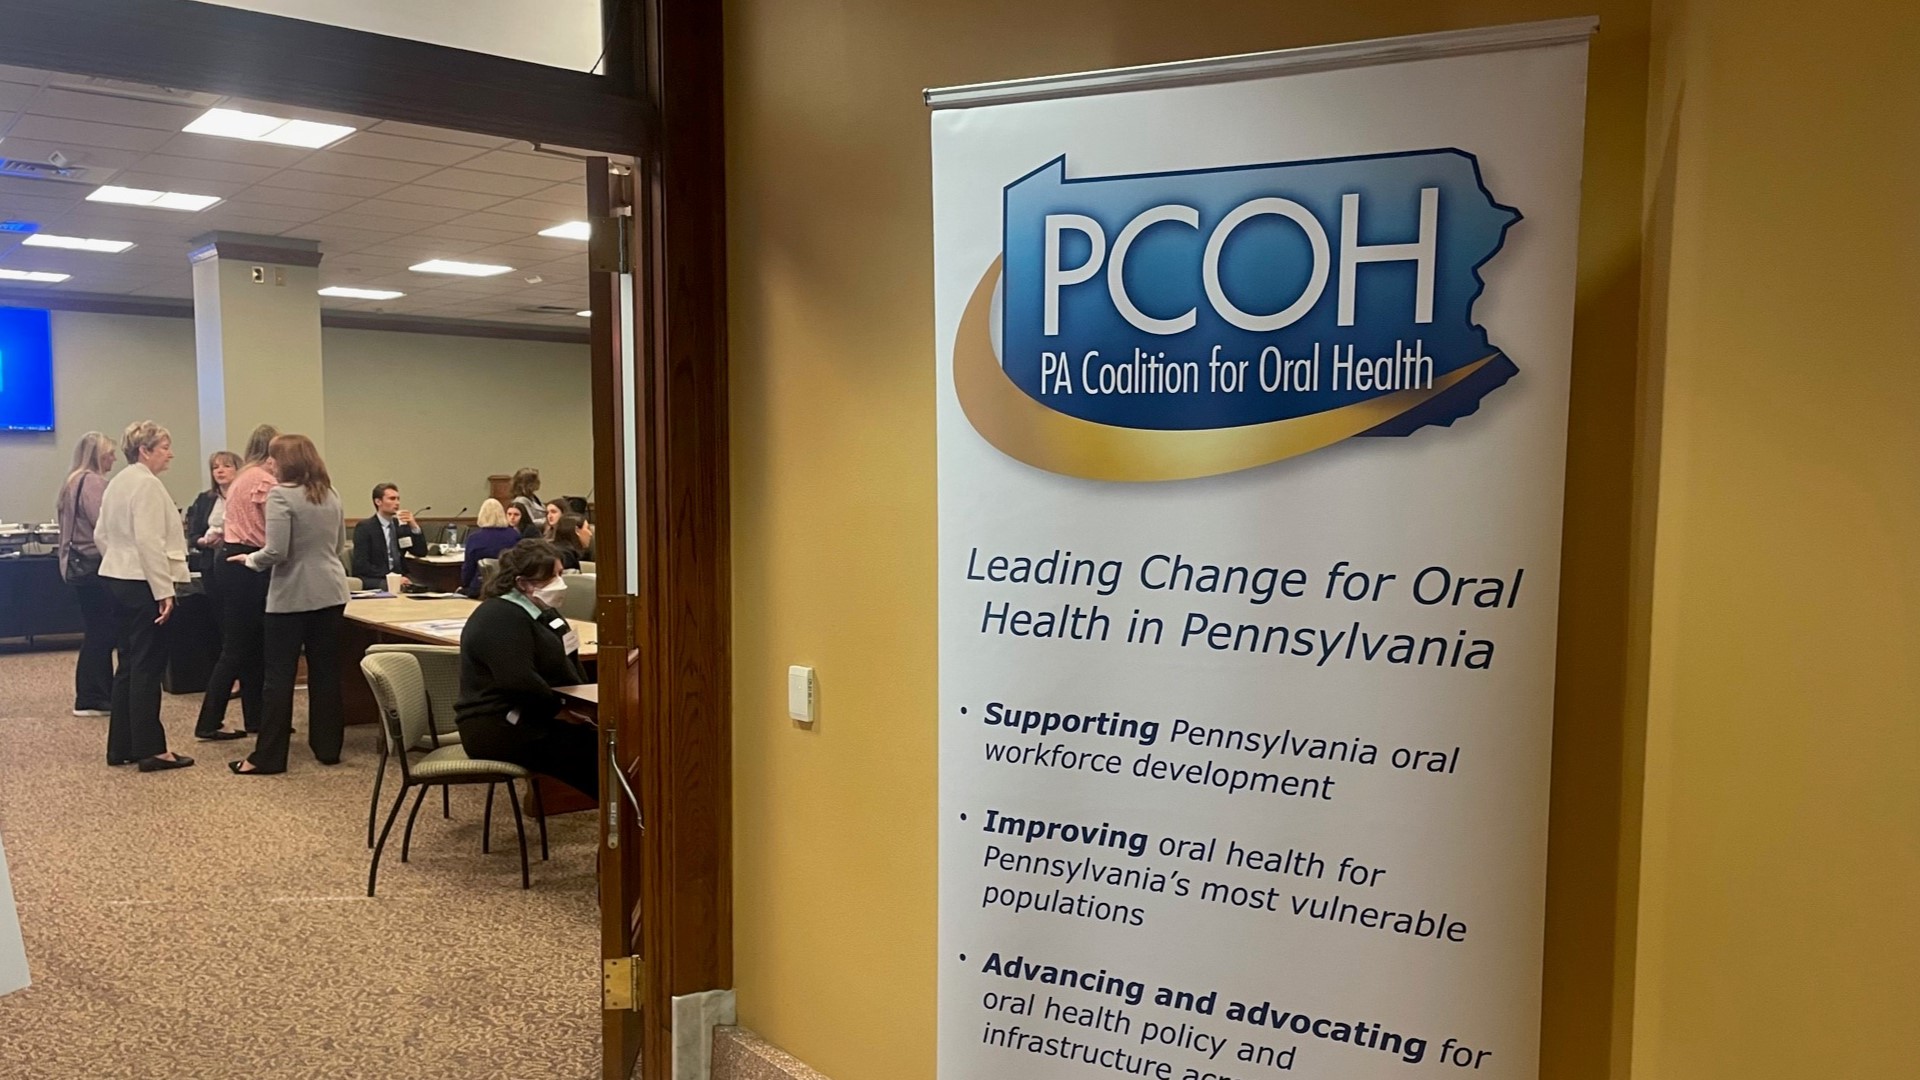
[542,498,567,540]
[460,499,524,597]
[552,514,593,571]
[454,539,598,798]
[350,482,425,589]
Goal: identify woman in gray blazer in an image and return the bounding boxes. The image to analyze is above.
[229,434,352,775]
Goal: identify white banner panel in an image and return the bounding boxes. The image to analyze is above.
[185,1,603,72]
[0,830,28,997]
[932,20,1591,1080]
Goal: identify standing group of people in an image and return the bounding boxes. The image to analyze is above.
[55,421,352,775]
[54,439,599,800]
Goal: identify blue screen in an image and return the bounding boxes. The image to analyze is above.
[0,308,54,432]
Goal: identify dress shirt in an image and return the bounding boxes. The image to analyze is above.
[222,462,278,546]
[96,463,190,601]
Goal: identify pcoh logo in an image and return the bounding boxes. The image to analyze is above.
[952,150,1520,480]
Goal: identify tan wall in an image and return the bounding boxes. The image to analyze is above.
[0,312,589,524]
[1628,0,1920,1075]
[724,4,1651,1078]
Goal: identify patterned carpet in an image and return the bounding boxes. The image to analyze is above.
[0,645,602,1079]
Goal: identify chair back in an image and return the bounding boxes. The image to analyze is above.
[579,560,596,575]
[360,652,432,777]
[367,643,461,746]
[479,557,500,594]
[560,572,597,621]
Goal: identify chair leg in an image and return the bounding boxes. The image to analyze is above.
[482,782,496,854]
[442,785,451,820]
[366,742,389,849]
[505,779,531,889]
[367,785,411,897]
[531,777,549,861]
[400,785,429,863]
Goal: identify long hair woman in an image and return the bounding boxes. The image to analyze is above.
[507,467,543,538]
[454,539,598,798]
[194,424,278,740]
[94,421,192,771]
[184,450,240,576]
[230,434,352,775]
[551,513,593,572]
[54,431,118,718]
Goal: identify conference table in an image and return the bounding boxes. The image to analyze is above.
[403,553,467,594]
[341,594,599,817]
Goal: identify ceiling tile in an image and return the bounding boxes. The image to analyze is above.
[0,65,49,87]
[485,197,587,223]
[366,184,505,212]
[366,120,513,149]
[457,212,558,237]
[351,198,470,224]
[104,171,247,198]
[0,82,38,112]
[26,88,206,132]
[253,170,399,198]
[413,222,528,245]
[290,153,438,183]
[330,131,488,167]
[123,153,282,185]
[458,149,583,182]
[0,137,146,173]
[220,186,359,213]
[152,132,316,168]
[411,168,552,198]
[5,115,176,153]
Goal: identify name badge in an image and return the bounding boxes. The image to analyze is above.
[549,616,567,630]
[398,536,413,550]
[563,628,582,655]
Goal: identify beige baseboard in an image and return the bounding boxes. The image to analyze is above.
[712,1027,832,1080]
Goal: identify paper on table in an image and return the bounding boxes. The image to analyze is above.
[395,618,470,641]
[0,829,29,996]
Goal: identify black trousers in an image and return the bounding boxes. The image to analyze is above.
[195,547,267,735]
[462,717,600,800]
[104,576,169,764]
[250,605,345,773]
[71,575,115,712]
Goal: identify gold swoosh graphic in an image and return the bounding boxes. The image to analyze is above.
[954,259,1493,482]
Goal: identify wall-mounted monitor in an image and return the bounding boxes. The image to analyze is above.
[0,308,54,432]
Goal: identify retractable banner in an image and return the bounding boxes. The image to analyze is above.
[931,19,1593,1079]
[0,831,28,996]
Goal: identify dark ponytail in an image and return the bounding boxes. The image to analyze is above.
[485,538,565,599]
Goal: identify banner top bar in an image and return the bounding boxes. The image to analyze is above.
[924,16,1597,109]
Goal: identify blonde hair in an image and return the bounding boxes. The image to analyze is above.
[475,498,509,528]
[121,420,170,465]
[69,431,115,476]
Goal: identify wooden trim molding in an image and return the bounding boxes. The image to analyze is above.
[0,0,649,153]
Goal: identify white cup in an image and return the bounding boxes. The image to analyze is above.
[385,572,404,594]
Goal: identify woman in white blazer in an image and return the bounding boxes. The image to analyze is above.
[94,420,193,772]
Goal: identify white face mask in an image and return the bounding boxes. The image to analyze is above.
[531,579,568,608]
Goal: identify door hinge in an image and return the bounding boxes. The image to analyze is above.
[603,955,643,1011]
[588,212,632,275]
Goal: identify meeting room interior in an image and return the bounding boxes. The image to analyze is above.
[0,56,619,1075]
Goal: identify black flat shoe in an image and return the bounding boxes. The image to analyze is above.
[229,760,282,776]
[196,730,248,742]
[138,754,195,772]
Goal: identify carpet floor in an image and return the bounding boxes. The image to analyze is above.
[0,645,601,1079]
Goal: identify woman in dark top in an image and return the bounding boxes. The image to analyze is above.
[183,450,239,576]
[551,514,593,571]
[454,539,598,798]
[460,498,524,597]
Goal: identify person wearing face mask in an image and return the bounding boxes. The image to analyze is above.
[453,539,599,799]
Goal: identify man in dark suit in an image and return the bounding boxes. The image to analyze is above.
[351,482,425,590]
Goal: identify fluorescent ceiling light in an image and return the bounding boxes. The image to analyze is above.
[22,233,134,253]
[184,107,356,149]
[87,185,221,212]
[409,259,513,277]
[576,310,592,317]
[539,221,592,241]
[318,286,406,300]
[0,268,71,283]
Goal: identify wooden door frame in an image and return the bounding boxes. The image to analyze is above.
[0,5,733,1080]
